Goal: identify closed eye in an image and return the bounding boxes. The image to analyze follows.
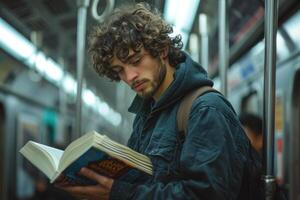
[131,58,141,66]
[129,54,143,66]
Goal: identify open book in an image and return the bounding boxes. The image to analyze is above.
[20,131,153,185]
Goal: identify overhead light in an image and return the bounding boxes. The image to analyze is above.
[0,18,36,60]
[96,99,122,126]
[62,74,77,95]
[28,51,64,84]
[34,52,47,74]
[44,58,64,83]
[83,89,96,106]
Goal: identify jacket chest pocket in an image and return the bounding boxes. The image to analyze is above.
[146,138,182,182]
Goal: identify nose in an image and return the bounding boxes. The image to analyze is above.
[124,66,138,82]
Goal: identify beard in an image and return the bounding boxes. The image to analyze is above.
[135,58,166,99]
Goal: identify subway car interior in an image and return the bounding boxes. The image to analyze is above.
[0,0,300,199]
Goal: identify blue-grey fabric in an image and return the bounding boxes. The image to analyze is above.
[109,54,262,200]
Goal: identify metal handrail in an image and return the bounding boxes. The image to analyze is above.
[76,0,90,138]
[91,0,114,22]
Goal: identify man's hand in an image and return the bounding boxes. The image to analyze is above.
[57,167,114,200]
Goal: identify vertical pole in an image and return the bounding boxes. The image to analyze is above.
[189,33,200,63]
[218,0,228,97]
[263,0,278,199]
[199,14,209,73]
[76,0,90,138]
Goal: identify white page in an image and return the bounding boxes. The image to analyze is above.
[32,142,64,169]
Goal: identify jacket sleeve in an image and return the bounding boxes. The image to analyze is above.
[110,103,248,200]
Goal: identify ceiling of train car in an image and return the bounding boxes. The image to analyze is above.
[196,0,264,74]
[0,0,299,108]
[193,0,299,75]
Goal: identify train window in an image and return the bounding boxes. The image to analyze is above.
[283,11,300,49]
[276,31,290,61]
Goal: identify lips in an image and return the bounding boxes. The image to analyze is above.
[133,81,147,91]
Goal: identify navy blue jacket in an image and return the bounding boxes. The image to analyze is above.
[110,54,262,200]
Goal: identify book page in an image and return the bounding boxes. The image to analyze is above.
[33,142,64,169]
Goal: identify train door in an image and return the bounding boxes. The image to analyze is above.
[0,102,5,200]
[290,69,300,200]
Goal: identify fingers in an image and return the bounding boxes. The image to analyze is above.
[79,168,113,189]
[54,175,75,188]
[54,168,114,200]
[55,169,113,200]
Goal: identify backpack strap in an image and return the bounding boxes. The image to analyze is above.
[177,86,218,135]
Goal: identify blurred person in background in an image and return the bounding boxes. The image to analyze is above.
[239,113,263,154]
[239,113,288,200]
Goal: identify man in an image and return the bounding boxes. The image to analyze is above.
[239,113,263,153]
[58,3,262,200]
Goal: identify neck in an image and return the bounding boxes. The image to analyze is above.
[153,63,175,101]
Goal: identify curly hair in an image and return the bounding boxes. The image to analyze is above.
[88,3,186,81]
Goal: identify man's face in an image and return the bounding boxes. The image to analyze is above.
[110,48,167,99]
